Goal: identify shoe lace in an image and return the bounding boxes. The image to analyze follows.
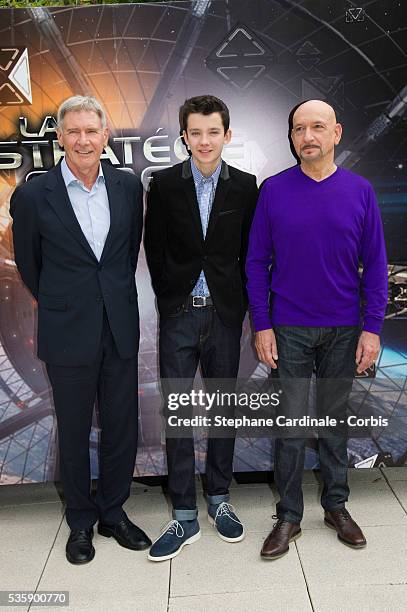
[161,520,184,539]
[71,530,92,544]
[215,502,241,525]
[335,508,351,522]
[271,514,286,531]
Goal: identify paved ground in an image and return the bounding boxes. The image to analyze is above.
[1,467,406,611]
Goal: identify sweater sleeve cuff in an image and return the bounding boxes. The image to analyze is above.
[252,314,273,332]
[362,316,383,335]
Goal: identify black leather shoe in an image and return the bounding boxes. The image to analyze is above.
[98,516,152,550]
[66,528,95,564]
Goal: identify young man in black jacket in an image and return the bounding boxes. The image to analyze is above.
[144,95,258,561]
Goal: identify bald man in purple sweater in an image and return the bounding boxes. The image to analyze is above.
[246,100,388,559]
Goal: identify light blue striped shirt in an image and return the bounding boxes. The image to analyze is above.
[61,157,110,261]
[190,157,221,297]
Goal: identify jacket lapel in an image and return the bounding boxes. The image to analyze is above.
[205,161,231,244]
[181,160,205,243]
[99,162,124,262]
[45,163,98,262]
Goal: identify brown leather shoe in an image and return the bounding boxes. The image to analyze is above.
[324,508,366,548]
[261,516,301,559]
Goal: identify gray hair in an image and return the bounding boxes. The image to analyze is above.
[57,96,107,130]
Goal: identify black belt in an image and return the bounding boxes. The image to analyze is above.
[187,295,213,308]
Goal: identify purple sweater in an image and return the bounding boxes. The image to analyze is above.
[246,165,388,335]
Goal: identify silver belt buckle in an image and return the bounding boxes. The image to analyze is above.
[192,296,206,307]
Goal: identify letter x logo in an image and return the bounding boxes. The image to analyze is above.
[0,47,32,105]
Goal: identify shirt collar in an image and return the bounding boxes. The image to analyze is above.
[61,157,105,188]
[190,157,222,185]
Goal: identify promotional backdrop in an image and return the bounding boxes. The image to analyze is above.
[0,0,406,483]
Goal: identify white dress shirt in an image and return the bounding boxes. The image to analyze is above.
[61,157,110,261]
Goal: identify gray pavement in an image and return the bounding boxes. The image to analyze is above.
[0,468,406,612]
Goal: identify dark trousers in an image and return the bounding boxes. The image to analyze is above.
[46,311,139,530]
[271,326,359,523]
[159,304,241,519]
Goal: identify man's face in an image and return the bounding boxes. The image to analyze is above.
[57,109,108,177]
[291,101,342,163]
[183,112,231,168]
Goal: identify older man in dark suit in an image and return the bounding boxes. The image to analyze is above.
[10,95,151,564]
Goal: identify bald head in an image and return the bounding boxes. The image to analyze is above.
[293,99,337,127]
[290,99,342,166]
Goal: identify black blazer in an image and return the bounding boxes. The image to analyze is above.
[10,162,143,366]
[144,159,258,327]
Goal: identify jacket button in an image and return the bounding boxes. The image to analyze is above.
[203,256,207,261]
[190,279,195,285]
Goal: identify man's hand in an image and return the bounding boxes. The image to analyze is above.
[355,331,380,374]
[255,328,278,369]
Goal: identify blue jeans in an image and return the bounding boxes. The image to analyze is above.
[159,303,242,520]
[271,326,360,523]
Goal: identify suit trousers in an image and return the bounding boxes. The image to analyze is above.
[46,309,138,530]
[159,304,241,518]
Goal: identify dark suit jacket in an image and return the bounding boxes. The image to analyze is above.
[10,162,143,366]
[144,159,258,327]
